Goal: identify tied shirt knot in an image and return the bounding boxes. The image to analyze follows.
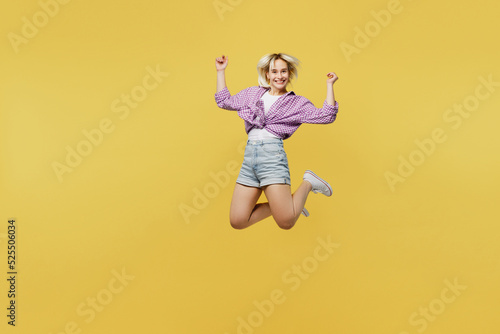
[248,99,266,128]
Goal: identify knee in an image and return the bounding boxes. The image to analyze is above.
[275,216,295,230]
[229,216,247,230]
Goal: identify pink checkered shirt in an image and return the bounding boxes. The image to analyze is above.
[214,86,339,140]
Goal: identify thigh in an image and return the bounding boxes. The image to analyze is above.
[230,183,262,220]
[263,184,294,219]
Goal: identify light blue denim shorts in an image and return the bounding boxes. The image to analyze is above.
[236,138,291,188]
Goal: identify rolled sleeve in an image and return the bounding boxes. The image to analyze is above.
[214,86,258,111]
[214,87,231,108]
[299,99,339,124]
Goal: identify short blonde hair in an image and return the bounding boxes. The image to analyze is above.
[257,53,300,87]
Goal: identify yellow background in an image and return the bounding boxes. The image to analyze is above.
[1,0,499,333]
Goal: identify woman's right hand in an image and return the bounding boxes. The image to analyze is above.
[215,55,228,71]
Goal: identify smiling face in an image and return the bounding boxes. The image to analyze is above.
[266,58,289,94]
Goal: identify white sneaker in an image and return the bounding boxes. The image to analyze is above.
[303,170,333,197]
[301,207,310,217]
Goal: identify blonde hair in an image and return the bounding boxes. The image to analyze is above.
[257,53,300,87]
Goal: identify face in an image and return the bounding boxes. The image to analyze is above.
[266,58,289,92]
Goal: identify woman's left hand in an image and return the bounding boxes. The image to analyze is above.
[326,72,338,85]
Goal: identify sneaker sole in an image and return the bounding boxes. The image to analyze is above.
[304,170,333,197]
[301,207,310,217]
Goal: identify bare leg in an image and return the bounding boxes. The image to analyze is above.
[229,181,313,230]
[229,183,271,229]
[263,181,313,230]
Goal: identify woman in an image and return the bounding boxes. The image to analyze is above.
[214,53,339,230]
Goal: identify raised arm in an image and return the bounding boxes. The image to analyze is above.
[326,72,338,106]
[294,72,339,124]
[215,55,228,93]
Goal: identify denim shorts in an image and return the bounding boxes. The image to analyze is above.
[236,138,291,188]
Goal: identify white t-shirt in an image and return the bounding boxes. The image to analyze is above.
[247,91,282,140]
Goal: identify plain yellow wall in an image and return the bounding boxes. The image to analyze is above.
[1,0,499,333]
